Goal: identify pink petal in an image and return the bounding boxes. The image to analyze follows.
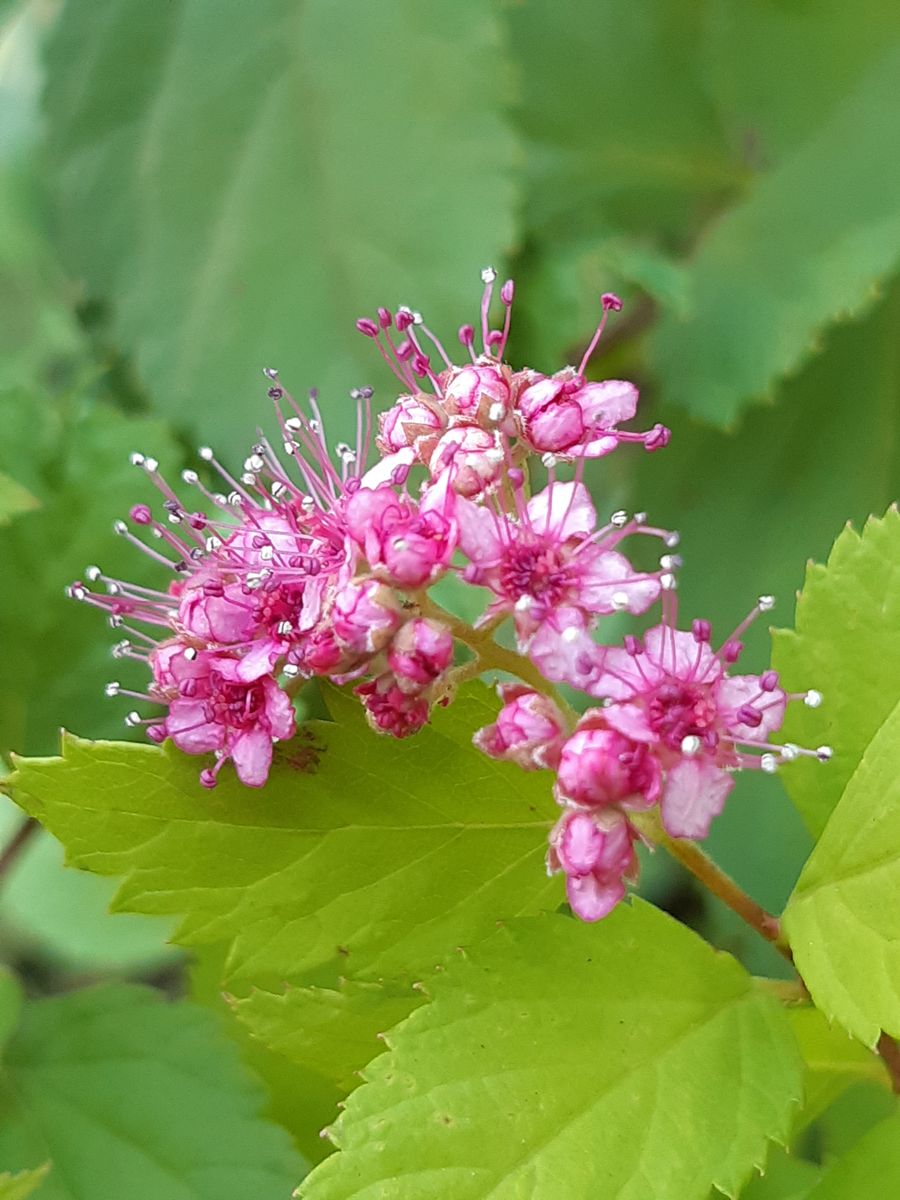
[456,497,502,565]
[576,549,660,614]
[232,639,283,682]
[644,626,721,682]
[566,872,626,922]
[525,481,596,540]
[262,677,297,740]
[661,759,734,840]
[602,702,655,742]
[585,646,662,701]
[166,701,223,755]
[576,379,639,429]
[231,727,274,788]
[527,610,605,688]
[359,447,416,490]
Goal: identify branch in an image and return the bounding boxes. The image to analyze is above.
[0,816,39,883]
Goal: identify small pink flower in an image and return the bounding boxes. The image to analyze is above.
[441,361,512,425]
[377,394,444,455]
[355,673,430,738]
[344,471,458,589]
[516,369,644,459]
[160,648,295,787]
[457,479,661,649]
[387,618,454,694]
[473,683,567,770]
[554,720,660,809]
[331,578,402,654]
[547,807,638,922]
[428,424,504,498]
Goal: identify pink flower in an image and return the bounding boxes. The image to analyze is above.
[356,673,430,738]
[441,361,512,425]
[344,471,458,588]
[473,683,567,770]
[547,807,638,922]
[428,425,504,498]
[516,369,648,459]
[331,578,401,654]
[457,479,661,648]
[588,599,828,839]
[377,394,444,456]
[554,719,660,810]
[387,618,454,694]
[159,647,295,787]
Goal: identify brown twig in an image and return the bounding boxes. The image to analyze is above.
[0,816,39,883]
[877,1033,900,1094]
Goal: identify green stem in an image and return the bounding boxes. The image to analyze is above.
[631,810,793,964]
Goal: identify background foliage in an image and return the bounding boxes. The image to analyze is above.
[1,0,899,1196]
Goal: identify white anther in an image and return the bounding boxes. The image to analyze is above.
[271,481,286,498]
[611,591,630,611]
[143,456,159,473]
[241,472,256,486]
[781,743,800,761]
[244,454,265,473]
[659,554,681,571]
[664,531,681,548]
[205,536,222,552]
[541,453,559,468]
[391,537,408,552]
[283,440,296,456]
[168,513,182,525]
[181,469,199,485]
[301,496,315,510]
[183,647,198,661]
[106,581,120,595]
[633,511,647,524]
[804,689,822,708]
[151,526,163,538]
[263,367,279,379]
[113,520,128,535]
[309,419,321,434]
[284,416,303,432]
[681,735,701,757]
[228,491,242,506]
[85,565,102,582]
[129,452,145,466]
[760,753,778,773]
[112,640,130,658]
[816,745,833,762]
[276,620,293,635]
[561,626,580,643]
[610,510,629,528]
[105,682,120,696]
[108,614,123,628]
[411,310,423,325]
[660,572,678,591]
[124,711,141,727]
[259,546,274,561]
[198,446,214,461]
[488,402,505,422]
[758,594,775,612]
[282,663,300,678]
[480,266,497,283]
[68,584,86,600]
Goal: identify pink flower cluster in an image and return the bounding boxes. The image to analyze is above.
[69,269,828,922]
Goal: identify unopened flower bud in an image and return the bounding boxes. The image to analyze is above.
[387,618,454,693]
[473,684,567,770]
[332,578,401,655]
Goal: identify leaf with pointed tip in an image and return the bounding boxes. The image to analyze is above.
[784,697,900,1046]
[788,1007,888,1130]
[43,0,518,454]
[11,684,558,1079]
[739,1149,820,1200]
[301,904,803,1200]
[772,507,900,838]
[649,42,900,425]
[0,472,38,527]
[0,984,303,1199]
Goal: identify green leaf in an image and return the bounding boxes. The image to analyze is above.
[0,1166,51,1200]
[784,697,900,1046]
[11,685,557,1050]
[788,1007,888,1129]
[649,41,900,425]
[301,904,803,1200]
[233,979,421,1093]
[802,1113,900,1199]
[0,472,38,527]
[773,507,900,838]
[0,392,182,756]
[0,984,303,1199]
[508,0,742,243]
[43,0,518,454]
[738,1149,820,1200]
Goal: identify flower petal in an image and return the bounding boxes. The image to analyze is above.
[660,759,734,840]
[231,727,274,788]
[566,872,626,922]
[525,480,596,540]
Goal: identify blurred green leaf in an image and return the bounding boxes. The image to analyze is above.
[784,696,900,1045]
[0,472,38,526]
[0,966,23,1059]
[812,1081,897,1162]
[0,391,182,756]
[0,1165,50,1200]
[803,1113,900,1198]
[0,795,177,972]
[649,42,900,425]
[773,507,900,838]
[0,984,303,1199]
[42,0,518,453]
[300,905,803,1200]
[12,684,558,1076]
